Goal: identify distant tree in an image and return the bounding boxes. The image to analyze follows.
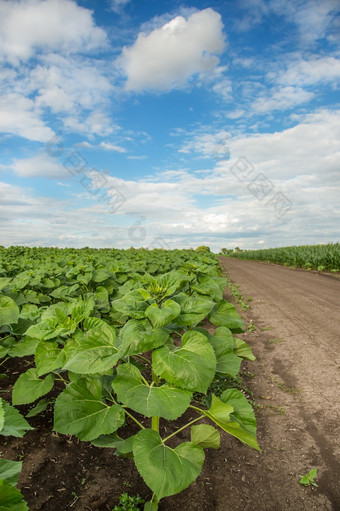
[196,245,211,252]
[221,248,234,255]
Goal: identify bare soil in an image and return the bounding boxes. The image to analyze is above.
[1,257,340,510]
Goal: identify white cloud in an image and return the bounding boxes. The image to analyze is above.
[99,142,126,153]
[11,153,70,179]
[30,54,113,114]
[270,0,340,44]
[110,0,131,13]
[0,0,107,65]
[252,86,315,113]
[119,8,226,91]
[63,111,114,137]
[273,56,340,87]
[76,141,126,152]
[0,93,54,142]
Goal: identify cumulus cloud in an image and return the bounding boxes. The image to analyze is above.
[31,54,113,114]
[0,0,107,65]
[119,8,226,91]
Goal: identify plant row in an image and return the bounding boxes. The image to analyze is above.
[222,243,340,272]
[0,247,259,510]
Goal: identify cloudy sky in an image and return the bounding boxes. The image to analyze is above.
[0,0,339,251]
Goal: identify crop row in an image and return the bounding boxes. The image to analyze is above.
[0,246,259,510]
[223,243,340,272]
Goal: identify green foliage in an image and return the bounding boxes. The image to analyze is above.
[299,468,318,487]
[112,493,145,511]
[228,243,340,272]
[0,246,259,509]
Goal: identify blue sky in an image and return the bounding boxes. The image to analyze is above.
[0,0,339,251]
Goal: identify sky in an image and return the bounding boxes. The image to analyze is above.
[0,0,339,252]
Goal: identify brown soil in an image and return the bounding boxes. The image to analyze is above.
[1,257,340,510]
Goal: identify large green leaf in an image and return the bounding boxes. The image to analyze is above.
[63,321,120,374]
[24,318,60,340]
[172,293,215,327]
[201,394,234,430]
[118,320,169,357]
[191,276,224,302]
[0,278,11,292]
[12,369,55,405]
[0,459,22,486]
[190,424,220,449]
[9,337,39,357]
[54,377,125,441]
[133,429,204,500]
[145,300,181,328]
[0,480,28,511]
[112,363,191,420]
[0,297,19,327]
[111,290,148,320]
[209,300,245,333]
[220,389,260,451]
[0,398,33,437]
[208,327,241,378]
[152,331,216,393]
[35,341,66,377]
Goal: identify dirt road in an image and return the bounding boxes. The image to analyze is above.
[215,257,340,510]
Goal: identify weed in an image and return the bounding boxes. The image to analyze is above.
[268,338,285,344]
[247,322,256,332]
[112,493,145,511]
[265,404,286,415]
[299,469,318,487]
[260,326,274,332]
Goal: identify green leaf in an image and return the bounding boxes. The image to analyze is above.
[133,429,204,500]
[9,337,39,357]
[144,502,158,511]
[12,369,55,405]
[202,395,234,430]
[92,269,111,282]
[0,297,19,327]
[209,300,245,333]
[112,363,191,420]
[24,318,60,340]
[112,291,148,320]
[91,432,122,449]
[118,320,169,357]
[152,331,216,393]
[173,293,215,327]
[191,276,224,302]
[145,300,181,328]
[35,341,66,376]
[0,337,17,358]
[54,377,125,441]
[26,398,49,418]
[0,480,28,511]
[208,327,241,378]
[0,459,22,486]
[191,424,220,449]
[0,278,11,292]
[220,389,260,451]
[0,399,33,437]
[233,337,256,361]
[63,321,120,375]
